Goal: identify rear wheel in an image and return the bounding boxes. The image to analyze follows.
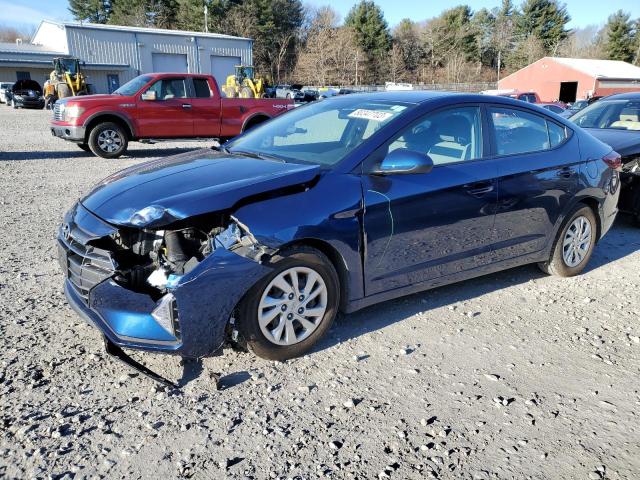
[538,205,597,277]
[236,247,340,360]
[88,122,128,159]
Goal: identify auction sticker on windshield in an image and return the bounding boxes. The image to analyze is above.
[348,109,394,122]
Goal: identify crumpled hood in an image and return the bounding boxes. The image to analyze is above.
[584,128,640,158]
[81,148,320,227]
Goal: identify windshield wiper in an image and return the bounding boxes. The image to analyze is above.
[212,143,230,154]
[230,150,286,163]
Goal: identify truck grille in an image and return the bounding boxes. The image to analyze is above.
[53,103,63,121]
[58,219,115,304]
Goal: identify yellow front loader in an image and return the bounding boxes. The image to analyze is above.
[45,57,89,108]
[221,65,265,99]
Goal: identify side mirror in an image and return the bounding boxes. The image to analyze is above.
[373,148,434,175]
[141,90,156,101]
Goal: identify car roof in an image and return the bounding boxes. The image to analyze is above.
[600,92,640,100]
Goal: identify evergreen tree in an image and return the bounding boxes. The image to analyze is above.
[441,5,476,62]
[68,0,112,23]
[604,10,635,62]
[344,0,391,82]
[110,0,148,26]
[516,0,570,54]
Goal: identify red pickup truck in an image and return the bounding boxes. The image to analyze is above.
[50,73,294,158]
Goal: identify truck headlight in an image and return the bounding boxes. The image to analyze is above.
[65,105,85,119]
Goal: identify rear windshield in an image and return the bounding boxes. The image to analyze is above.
[114,75,153,96]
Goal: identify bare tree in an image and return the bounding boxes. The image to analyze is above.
[387,44,405,83]
[0,24,35,43]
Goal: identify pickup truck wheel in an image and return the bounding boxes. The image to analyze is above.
[88,122,128,159]
[236,247,339,361]
[77,143,91,152]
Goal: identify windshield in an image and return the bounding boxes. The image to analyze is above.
[571,99,640,130]
[569,100,587,111]
[59,58,78,75]
[114,75,153,96]
[226,97,414,167]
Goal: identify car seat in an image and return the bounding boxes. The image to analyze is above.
[427,115,472,164]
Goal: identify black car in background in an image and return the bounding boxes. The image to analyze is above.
[7,79,45,109]
[570,92,640,223]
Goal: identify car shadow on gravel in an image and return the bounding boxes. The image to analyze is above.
[0,147,201,161]
[312,218,640,355]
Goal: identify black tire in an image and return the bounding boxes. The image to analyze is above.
[77,143,91,152]
[236,246,340,361]
[88,122,128,159]
[538,204,597,277]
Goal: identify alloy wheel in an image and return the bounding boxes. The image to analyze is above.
[562,215,592,268]
[97,129,123,153]
[257,266,328,346]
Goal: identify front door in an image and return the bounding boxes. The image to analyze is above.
[362,106,499,296]
[487,105,579,262]
[137,77,193,138]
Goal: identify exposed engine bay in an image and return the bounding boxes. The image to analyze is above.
[96,215,274,298]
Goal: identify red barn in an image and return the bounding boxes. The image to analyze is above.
[498,57,640,103]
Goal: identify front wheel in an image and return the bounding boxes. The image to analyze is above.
[88,122,128,159]
[538,205,597,277]
[236,247,340,360]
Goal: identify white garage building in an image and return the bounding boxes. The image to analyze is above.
[0,20,253,93]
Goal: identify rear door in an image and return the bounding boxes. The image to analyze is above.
[137,77,193,138]
[488,105,578,262]
[362,105,500,295]
[188,77,222,137]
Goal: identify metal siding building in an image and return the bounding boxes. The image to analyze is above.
[0,20,252,93]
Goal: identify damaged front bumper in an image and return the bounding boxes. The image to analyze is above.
[59,203,272,358]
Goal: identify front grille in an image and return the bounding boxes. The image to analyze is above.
[53,103,63,121]
[58,219,115,304]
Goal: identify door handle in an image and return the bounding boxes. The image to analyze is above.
[182,103,192,109]
[465,182,495,197]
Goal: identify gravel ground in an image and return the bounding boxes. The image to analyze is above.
[1,107,639,480]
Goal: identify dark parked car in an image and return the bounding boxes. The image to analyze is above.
[8,79,45,109]
[540,103,565,114]
[570,92,640,222]
[560,99,589,118]
[58,92,620,375]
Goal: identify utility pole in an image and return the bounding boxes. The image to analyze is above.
[204,3,209,33]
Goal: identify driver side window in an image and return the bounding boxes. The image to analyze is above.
[145,78,187,100]
[387,106,482,165]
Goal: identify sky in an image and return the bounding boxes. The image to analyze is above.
[1,0,639,30]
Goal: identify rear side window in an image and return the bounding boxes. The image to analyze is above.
[193,78,211,98]
[489,107,567,155]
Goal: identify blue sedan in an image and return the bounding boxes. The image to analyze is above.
[58,92,620,366]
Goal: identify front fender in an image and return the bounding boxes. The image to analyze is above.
[232,172,364,303]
